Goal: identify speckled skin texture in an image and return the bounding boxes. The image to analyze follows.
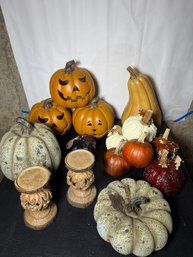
[0,122,61,180]
[94,178,173,257]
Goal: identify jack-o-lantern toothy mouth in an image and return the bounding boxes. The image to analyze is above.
[58,90,90,102]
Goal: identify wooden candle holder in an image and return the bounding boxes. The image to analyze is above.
[65,149,97,208]
[14,166,57,230]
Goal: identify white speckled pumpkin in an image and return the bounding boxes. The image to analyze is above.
[94,178,172,257]
[0,117,62,181]
[105,125,126,150]
[122,111,157,142]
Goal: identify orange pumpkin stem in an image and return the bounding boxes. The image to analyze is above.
[65,60,76,73]
[159,149,168,168]
[89,97,99,109]
[141,110,153,125]
[127,66,139,79]
[43,98,53,109]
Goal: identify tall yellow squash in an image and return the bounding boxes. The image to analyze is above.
[121,67,162,128]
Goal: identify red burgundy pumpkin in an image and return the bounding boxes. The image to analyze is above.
[144,149,185,196]
[28,98,72,135]
[49,60,95,108]
[122,132,154,168]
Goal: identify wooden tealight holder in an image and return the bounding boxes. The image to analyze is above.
[65,149,97,208]
[14,166,57,230]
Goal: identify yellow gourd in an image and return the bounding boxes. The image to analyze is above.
[121,67,162,128]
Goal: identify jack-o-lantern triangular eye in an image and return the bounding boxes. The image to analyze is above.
[87,120,92,126]
[59,79,69,86]
[57,113,64,120]
[79,76,86,83]
[38,116,49,123]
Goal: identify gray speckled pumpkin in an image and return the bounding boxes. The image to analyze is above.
[0,117,61,181]
[94,178,173,257]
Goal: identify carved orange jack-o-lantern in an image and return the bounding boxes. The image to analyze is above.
[28,98,72,135]
[49,60,95,108]
[72,97,115,139]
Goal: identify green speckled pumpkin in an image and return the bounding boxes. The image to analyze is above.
[94,178,173,257]
[0,117,61,181]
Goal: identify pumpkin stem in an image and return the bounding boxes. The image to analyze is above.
[108,125,122,136]
[141,110,153,125]
[43,98,53,109]
[109,191,149,216]
[127,66,139,79]
[126,196,149,215]
[114,139,127,155]
[160,128,170,144]
[138,131,148,144]
[159,149,169,168]
[15,117,34,136]
[89,97,99,109]
[65,60,76,73]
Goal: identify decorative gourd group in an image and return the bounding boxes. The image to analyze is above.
[28,60,115,138]
[0,63,186,255]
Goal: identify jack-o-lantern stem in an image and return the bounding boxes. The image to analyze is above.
[43,98,54,109]
[89,97,100,109]
[64,60,76,73]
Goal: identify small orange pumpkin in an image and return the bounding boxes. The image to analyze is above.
[122,132,154,168]
[49,60,95,108]
[28,98,72,135]
[72,97,115,139]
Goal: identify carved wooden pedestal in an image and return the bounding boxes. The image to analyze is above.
[14,166,57,230]
[65,149,97,208]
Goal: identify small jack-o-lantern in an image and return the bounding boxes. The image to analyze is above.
[72,97,115,139]
[49,60,95,108]
[28,98,72,135]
